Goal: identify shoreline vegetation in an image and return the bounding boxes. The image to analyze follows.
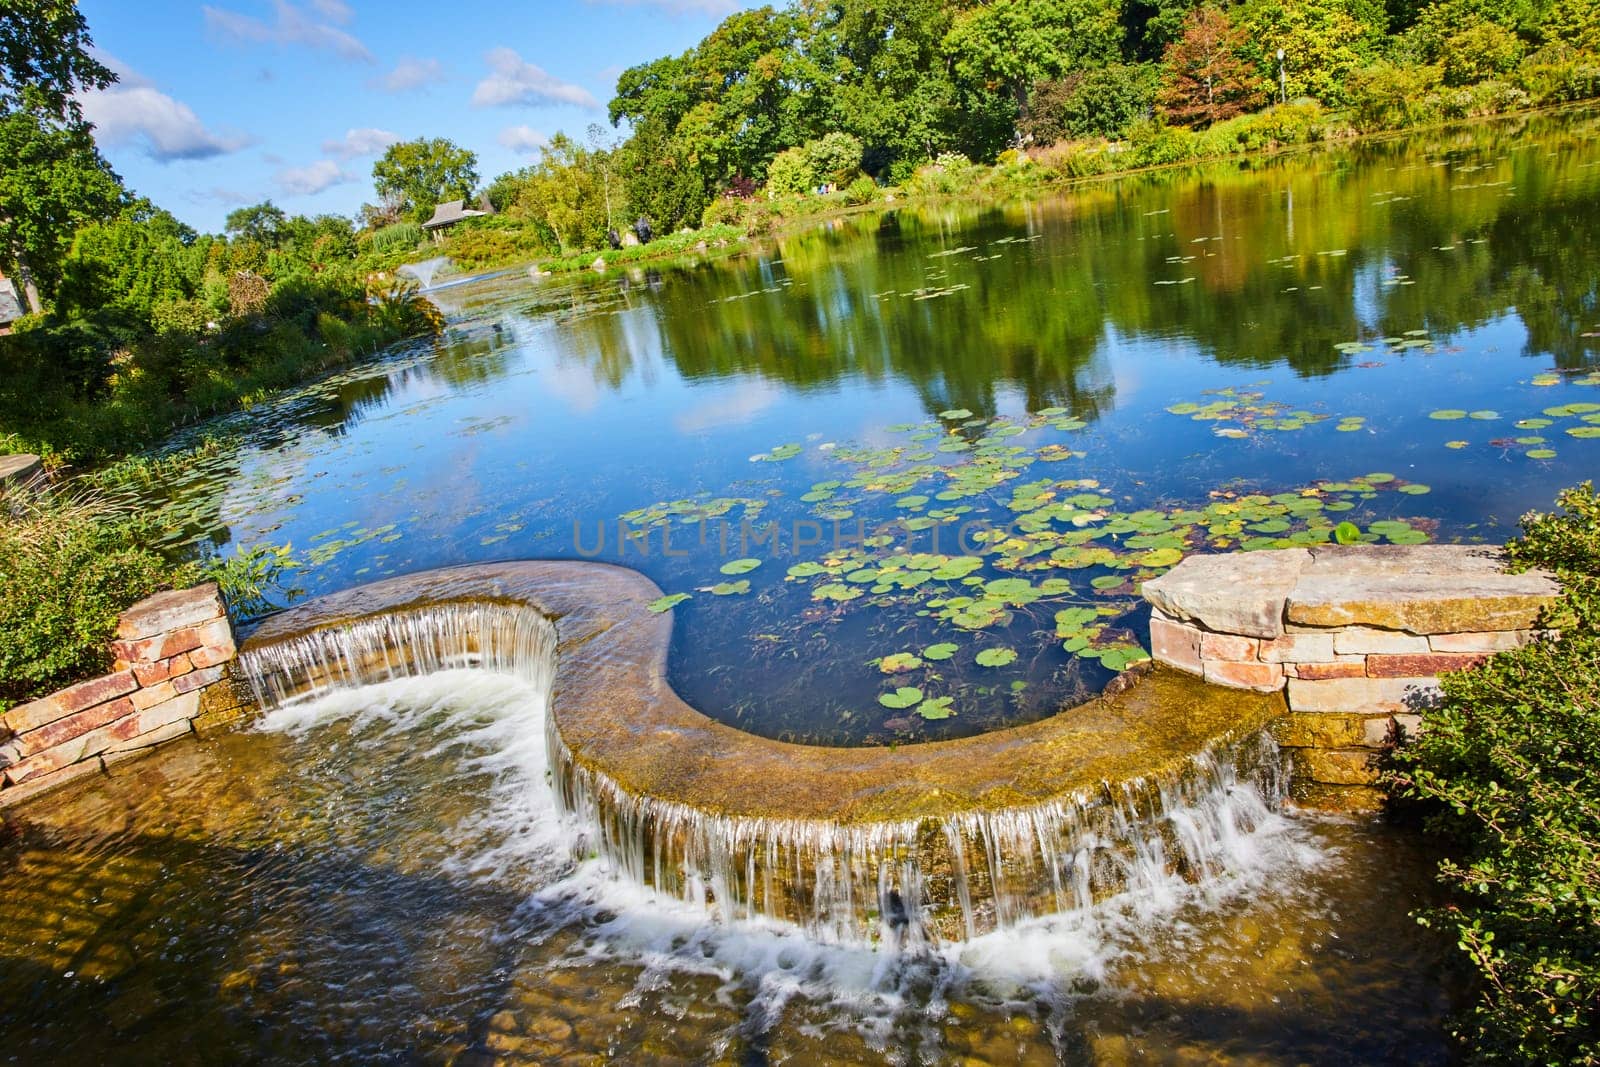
[443,97,1600,284]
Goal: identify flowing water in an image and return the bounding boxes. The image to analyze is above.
[0,669,1456,1063]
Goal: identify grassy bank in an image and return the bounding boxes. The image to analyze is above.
[0,276,443,470]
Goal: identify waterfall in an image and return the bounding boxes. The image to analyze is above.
[237,604,1288,948]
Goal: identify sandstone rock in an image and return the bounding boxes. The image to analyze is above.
[1366,652,1489,678]
[1428,629,1531,653]
[115,583,225,640]
[1256,632,1336,663]
[1289,781,1385,813]
[1286,568,1559,635]
[1149,614,1203,675]
[101,719,193,763]
[1202,659,1283,691]
[1141,549,1309,639]
[1303,543,1510,576]
[1287,659,1367,680]
[111,619,232,665]
[0,757,104,808]
[132,653,193,686]
[14,696,136,757]
[1286,675,1440,714]
[1200,631,1258,661]
[2,670,137,733]
[1331,627,1431,655]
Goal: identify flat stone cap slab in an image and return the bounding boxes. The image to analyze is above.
[1144,545,1560,638]
[1141,549,1309,638]
[1287,546,1559,634]
[115,583,226,640]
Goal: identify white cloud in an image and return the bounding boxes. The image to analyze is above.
[80,80,251,162]
[370,55,445,93]
[586,0,743,14]
[321,126,400,160]
[203,1,372,63]
[497,125,548,155]
[471,47,598,109]
[274,159,351,196]
[307,0,352,21]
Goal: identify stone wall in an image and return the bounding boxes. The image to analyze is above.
[1142,546,1560,807]
[0,583,241,808]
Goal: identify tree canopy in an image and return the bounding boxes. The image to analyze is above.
[371,138,480,223]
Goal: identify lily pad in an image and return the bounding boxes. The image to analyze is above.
[1333,521,1362,544]
[938,409,973,420]
[720,557,762,575]
[922,642,959,661]
[917,697,955,720]
[879,687,923,709]
[1428,409,1467,420]
[975,647,1017,667]
[709,580,750,596]
[879,652,924,674]
[647,593,690,613]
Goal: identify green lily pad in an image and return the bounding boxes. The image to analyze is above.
[709,580,750,595]
[1333,521,1362,545]
[975,647,1017,667]
[1566,426,1600,439]
[1528,448,1558,459]
[1445,440,1469,449]
[917,697,955,720]
[879,686,923,709]
[787,562,828,578]
[1428,409,1467,420]
[1398,484,1430,495]
[922,642,959,661]
[647,593,690,613]
[939,409,973,420]
[813,583,862,602]
[1468,410,1499,420]
[720,557,762,575]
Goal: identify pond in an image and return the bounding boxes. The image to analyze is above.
[131,106,1600,746]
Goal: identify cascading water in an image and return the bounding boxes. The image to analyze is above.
[237,604,1289,948]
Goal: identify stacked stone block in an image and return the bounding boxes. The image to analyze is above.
[1143,546,1559,807]
[0,583,236,807]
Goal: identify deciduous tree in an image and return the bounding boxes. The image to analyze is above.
[371,138,480,223]
[1158,6,1255,126]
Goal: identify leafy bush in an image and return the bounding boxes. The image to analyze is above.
[1350,61,1443,129]
[905,153,982,196]
[804,132,865,186]
[1126,118,1200,167]
[1440,19,1526,87]
[1026,64,1160,143]
[765,146,815,197]
[841,176,879,206]
[1389,482,1600,1063]
[0,484,193,707]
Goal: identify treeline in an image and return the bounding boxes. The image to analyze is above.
[469,0,1600,246]
[0,6,441,467]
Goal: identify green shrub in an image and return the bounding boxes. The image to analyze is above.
[0,484,194,707]
[1389,482,1600,1063]
[1126,118,1200,167]
[371,221,423,254]
[804,132,865,186]
[1517,45,1600,105]
[701,195,749,228]
[905,153,981,196]
[765,146,815,197]
[1440,18,1525,87]
[1349,61,1443,129]
[1025,64,1160,143]
[841,176,878,206]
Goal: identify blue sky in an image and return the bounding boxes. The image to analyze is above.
[76,0,753,232]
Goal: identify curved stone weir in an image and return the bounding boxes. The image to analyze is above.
[236,561,1290,945]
